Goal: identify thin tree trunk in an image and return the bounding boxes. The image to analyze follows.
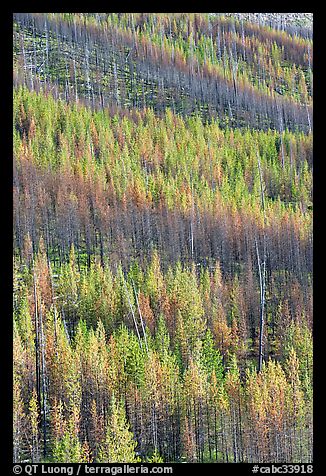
[256,153,267,373]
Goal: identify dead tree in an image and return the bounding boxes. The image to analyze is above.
[33,265,47,458]
[131,279,149,353]
[256,153,267,372]
[121,270,143,348]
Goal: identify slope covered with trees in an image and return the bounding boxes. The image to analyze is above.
[13,12,313,464]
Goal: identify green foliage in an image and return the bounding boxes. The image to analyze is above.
[98,397,140,463]
[13,87,312,223]
[283,320,313,400]
[200,329,224,381]
[13,12,313,464]
[145,449,164,463]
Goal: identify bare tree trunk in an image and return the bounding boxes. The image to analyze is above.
[132,280,148,352]
[256,153,267,373]
[121,272,142,348]
[39,302,47,459]
[33,269,41,420]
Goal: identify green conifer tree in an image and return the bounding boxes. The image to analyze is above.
[98,397,140,463]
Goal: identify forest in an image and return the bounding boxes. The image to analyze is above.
[13,13,313,464]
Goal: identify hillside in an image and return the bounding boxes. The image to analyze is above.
[13,13,313,465]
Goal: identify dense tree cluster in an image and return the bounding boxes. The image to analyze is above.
[13,13,312,132]
[13,88,312,276]
[13,13,313,464]
[14,246,312,463]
